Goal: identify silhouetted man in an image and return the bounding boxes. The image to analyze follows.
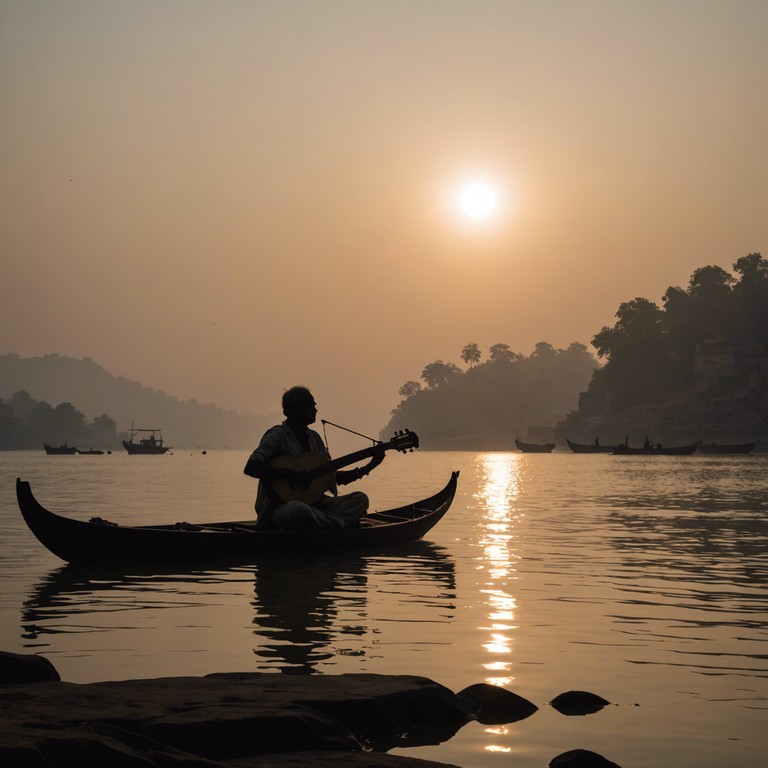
[244,386,385,530]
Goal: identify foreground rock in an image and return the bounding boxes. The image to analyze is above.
[0,672,471,767]
[0,651,60,683]
[456,682,538,723]
[550,748,622,767]
[550,691,611,716]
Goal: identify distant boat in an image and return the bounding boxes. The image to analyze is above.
[612,442,699,456]
[76,448,105,455]
[123,426,172,455]
[43,444,78,455]
[515,439,555,453]
[698,441,756,455]
[566,439,617,454]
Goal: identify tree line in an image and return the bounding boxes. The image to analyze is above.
[382,341,598,448]
[0,353,274,449]
[0,390,119,450]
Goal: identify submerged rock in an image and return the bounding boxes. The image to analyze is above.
[455,682,538,723]
[550,691,611,715]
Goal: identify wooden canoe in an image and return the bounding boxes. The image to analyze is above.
[611,443,700,456]
[697,442,756,454]
[515,439,555,453]
[15,472,459,565]
[565,439,617,454]
[43,444,78,455]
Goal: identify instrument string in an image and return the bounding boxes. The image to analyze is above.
[321,419,380,454]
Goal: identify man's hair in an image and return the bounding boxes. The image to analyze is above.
[282,386,313,414]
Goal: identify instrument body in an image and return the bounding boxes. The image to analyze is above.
[268,430,418,505]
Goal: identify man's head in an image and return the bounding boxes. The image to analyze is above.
[282,386,317,425]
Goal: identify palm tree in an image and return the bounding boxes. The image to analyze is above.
[461,342,482,368]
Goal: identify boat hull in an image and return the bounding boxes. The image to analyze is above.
[565,439,617,454]
[698,442,756,454]
[515,439,555,453]
[122,440,171,455]
[612,443,700,456]
[43,444,77,455]
[16,472,459,565]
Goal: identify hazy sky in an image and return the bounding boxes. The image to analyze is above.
[2,1,767,438]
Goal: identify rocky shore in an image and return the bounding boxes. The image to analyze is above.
[0,651,620,767]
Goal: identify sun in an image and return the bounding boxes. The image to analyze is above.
[459,181,498,220]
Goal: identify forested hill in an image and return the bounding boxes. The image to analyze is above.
[381,253,768,450]
[381,343,598,449]
[0,353,274,449]
[557,253,768,445]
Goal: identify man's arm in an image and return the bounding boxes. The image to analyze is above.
[243,430,311,487]
[245,455,312,488]
[244,428,279,478]
[243,455,279,480]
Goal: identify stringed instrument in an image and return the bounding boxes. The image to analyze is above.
[268,429,419,505]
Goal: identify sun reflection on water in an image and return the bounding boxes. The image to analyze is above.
[474,453,522,690]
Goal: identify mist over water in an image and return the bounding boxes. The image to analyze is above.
[1,449,766,767]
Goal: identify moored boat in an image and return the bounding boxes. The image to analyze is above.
[76,448,105,455]
[123,426,171,455]
[43,444,77,455]
[515,439,555,453]
[565,439,617,454]
[612,442,700,456]
[697,441,756,454]
[15,472,459,564]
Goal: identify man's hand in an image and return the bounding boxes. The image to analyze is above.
[337,446,387,486]
[369,444,386,469]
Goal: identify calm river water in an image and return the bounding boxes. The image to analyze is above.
[1,449,766,767]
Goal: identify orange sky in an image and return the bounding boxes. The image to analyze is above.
[1,1,767,438]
